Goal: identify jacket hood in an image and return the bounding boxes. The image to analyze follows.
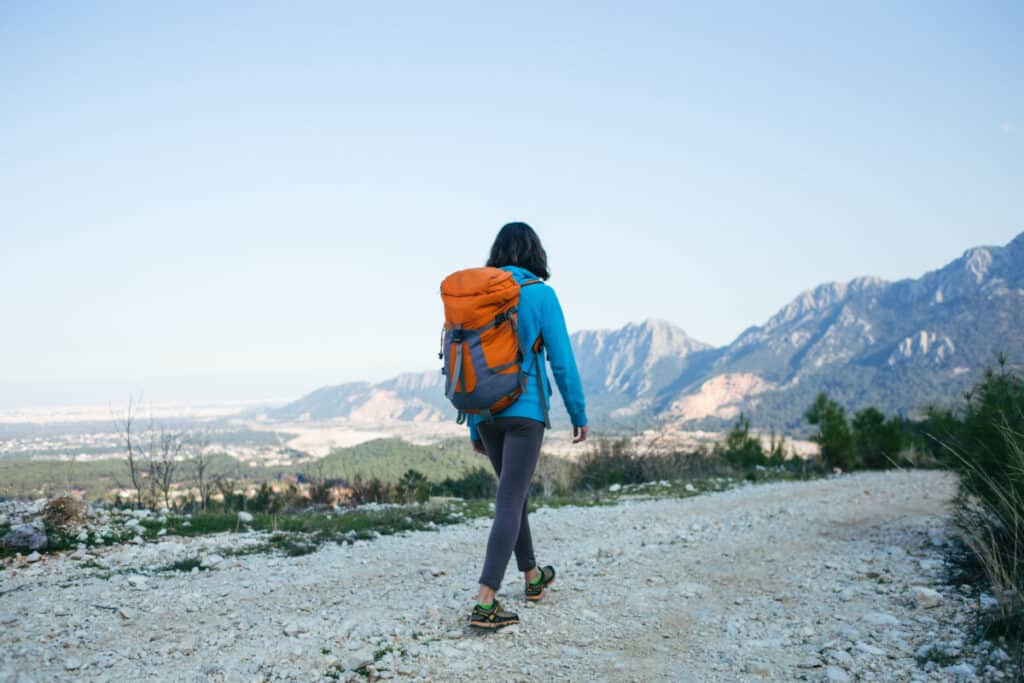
[500,265,542,284]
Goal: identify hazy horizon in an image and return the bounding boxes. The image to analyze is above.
[2,2,1021,408]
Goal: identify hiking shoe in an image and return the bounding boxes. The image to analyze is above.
[469,599,519,629]
[525,565,556,601]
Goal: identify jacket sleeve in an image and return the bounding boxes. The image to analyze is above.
[540,287,588,427]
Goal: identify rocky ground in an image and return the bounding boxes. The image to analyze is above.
[0,471,1012,682]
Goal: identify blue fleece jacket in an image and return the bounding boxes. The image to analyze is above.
[467,266,588,441]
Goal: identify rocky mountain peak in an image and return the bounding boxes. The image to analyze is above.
[962,247,994,284]
[763,276,887,332]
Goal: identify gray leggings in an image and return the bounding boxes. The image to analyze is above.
[476,417,545,590]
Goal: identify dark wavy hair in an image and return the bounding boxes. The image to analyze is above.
[486,222,550,280]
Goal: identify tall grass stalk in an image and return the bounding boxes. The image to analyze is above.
[945,421,1024,647]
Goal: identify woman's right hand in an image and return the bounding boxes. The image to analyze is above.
[572,425,588,443]
[472,439,487,455]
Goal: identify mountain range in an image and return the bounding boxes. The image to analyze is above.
[271,232,1024,432]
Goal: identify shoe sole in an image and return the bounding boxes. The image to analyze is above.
[525,577,555,601]
[469,619,519,629]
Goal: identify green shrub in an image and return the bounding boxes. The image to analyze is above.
[397,469,430,503]
[805,392,859,471]
[937,359,1024,670]
[851,407,906,469]
[714,414,767,470]
[572,438,646,490]
[434,467,496,500]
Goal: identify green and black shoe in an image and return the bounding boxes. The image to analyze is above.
[525,565,556,602]
[469,599,519,630]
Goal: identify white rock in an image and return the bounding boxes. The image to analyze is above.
[912,586,943,609]
[684,483,697,493]
[608,484,622,493]
[344,648,375,672]
[25,551,41,563]
[854,641,886,656]
[745,662,771,675]
[864,611,899,626]
[201,554,225,569]
[238,511,254,524]
[829,650,854,667]
[825,666,851,682]
[944,663,975,680]
[64,658,81,671]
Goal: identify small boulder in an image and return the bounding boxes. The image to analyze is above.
[2,524,48,551]
[829,649,854,667]
[200,554,225,569]
[745,662,771,676]
[344,648,375,672]
[944,663,975,681]
[863,612,899,626]
[238,511,254,524]
[825,667,851,682]
[854,641,886,656]
[912,586,943,609]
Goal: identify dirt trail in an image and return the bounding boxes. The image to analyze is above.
[2,471,989,682]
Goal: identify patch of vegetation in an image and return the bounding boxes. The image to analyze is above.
[914,642,962,668]
[309,438,481,483]
[157,557,206,573]
[927,357,1024,678]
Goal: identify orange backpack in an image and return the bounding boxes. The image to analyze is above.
[439,267,548,426]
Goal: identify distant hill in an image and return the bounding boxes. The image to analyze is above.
[270,372,449,422]
[273,318,710,428]
[273,232,1024,432]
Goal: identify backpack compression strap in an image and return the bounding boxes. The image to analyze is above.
[446,324,464,402]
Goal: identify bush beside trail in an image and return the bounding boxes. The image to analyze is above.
[925,358,1024,671]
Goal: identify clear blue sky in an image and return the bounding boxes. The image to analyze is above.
[1,1,1021,408]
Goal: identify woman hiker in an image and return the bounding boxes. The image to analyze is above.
[459,222,589,629]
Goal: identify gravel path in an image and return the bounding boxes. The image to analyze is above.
[0,471,999,682]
